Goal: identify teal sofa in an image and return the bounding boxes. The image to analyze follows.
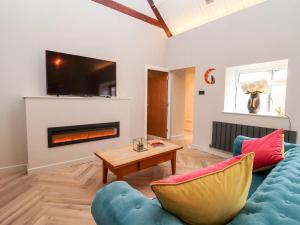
[92,136,300,225]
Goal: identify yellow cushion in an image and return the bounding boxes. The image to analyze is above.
[151,152,255,225]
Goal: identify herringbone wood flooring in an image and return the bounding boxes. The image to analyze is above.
[0,135,226,225]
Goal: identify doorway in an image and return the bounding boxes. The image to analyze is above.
[170,67,196,139]
[147,69,169,139]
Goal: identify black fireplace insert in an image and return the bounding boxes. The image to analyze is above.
[47,122,120,148]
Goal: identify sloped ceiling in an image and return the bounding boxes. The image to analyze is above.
[153,0,266,35]
[97,0,267,36]
[114,0,156,17]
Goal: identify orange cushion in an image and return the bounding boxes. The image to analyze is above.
[151,153,254,225]
[242,128,284,171]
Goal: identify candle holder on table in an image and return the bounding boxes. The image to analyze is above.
[133,138,148,152]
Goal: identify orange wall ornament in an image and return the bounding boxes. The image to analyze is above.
[204,68,216,85]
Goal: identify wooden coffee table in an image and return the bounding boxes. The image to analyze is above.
[95,141,182,184]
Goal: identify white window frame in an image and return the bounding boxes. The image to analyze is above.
[224,59,288,117]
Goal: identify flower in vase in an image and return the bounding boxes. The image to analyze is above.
[241,79,269,114]
[241,79,269,94]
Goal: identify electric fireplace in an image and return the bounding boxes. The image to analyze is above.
[47,122,120,148]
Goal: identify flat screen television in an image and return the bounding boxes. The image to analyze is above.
[46,50,116,97]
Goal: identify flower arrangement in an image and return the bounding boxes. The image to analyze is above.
[241,79,269,114]
[241,79,269,94]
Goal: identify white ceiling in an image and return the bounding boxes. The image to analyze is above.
[153,0,267,35]
[115,0,267,36]
[114,0,155,18]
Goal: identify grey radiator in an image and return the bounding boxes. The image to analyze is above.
[210,121,297,153]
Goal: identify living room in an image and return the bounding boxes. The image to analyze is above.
[1,0,300,224]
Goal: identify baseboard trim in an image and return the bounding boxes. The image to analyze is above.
[0,164,27,173]
[27,155,97,174]
[191,144,232,158]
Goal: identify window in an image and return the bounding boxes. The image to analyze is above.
[224,60,288,117]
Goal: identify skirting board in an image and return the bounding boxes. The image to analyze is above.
[0,164,27,173]
[191,144,232,158]
[27,155,97,174]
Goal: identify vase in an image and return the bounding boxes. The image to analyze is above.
[248,93,260,113]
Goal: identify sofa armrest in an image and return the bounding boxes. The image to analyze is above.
[92,181,185,225]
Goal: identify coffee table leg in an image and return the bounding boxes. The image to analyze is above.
[102,162,108,184]
[171,152,177,175]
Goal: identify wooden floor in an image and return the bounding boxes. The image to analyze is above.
[0,134,225,225]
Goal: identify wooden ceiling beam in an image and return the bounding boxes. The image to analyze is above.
[92,0,162,28]
[147,0,172,38]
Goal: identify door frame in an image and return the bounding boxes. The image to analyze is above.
[145,65,171,139]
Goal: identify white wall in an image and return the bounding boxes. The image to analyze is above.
[0,0,167,169]
[184,68,195,132]
[167,0,300,151]
[25,97,130,172]
[170,69,185,137]
[171,67,195,135]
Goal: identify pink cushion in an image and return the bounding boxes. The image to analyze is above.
[242,128,284,171]
[152,153,250,185]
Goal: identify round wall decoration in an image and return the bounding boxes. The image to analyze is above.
[204,68,216,85]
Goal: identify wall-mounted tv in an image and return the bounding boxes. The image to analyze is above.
[46,50,116,97]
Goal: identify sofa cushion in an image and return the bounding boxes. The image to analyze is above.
[228,146,300,225]
[242,129,285,171]
[91,181,185,225]
[233,135,254,156]
[151,153,254,225]
[234,135,297,156]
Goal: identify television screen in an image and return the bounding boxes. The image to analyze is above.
[46,50,116,96]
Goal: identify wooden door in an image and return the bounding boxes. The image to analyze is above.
[147,70,168,138]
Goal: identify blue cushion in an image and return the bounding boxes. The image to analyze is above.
[91,181,185,225]
[228,146,300,225]
[233,136,253,156]
[284,142,299,152]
